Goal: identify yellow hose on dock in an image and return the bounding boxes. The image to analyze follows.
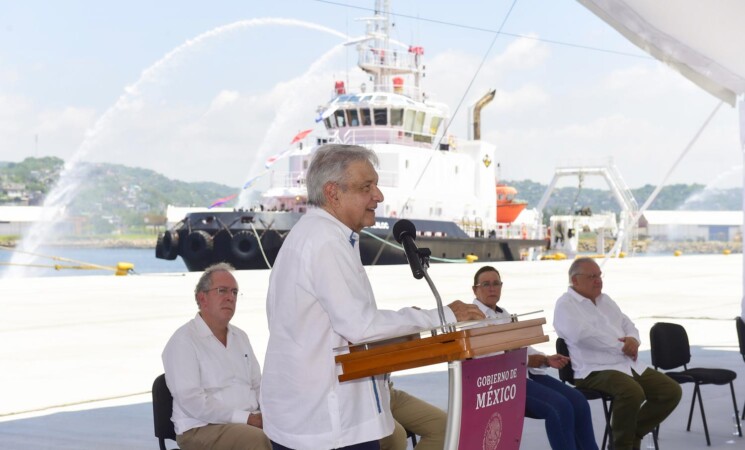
[0,245,135,275]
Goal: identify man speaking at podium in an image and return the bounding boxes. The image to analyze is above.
[261,144,484,450]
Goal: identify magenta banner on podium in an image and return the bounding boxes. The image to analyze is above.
[458,348,527,450]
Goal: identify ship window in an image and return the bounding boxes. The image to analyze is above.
[403,109,415,131]
[373,108,387,125]
[334,110,346,127]
[391,108,404,126]
[303,160,309,169]
[324,117,334,129]
[414,111,425,133]
[405,159,409,169]
[360,108,372,126]
[344,109,355,126]
[429,116,443,135]
[348,109,360,126]
[455,166,459,174]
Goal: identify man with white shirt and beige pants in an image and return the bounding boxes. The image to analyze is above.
[162,263,271,450]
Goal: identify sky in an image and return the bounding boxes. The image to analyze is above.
[1,0,742,196]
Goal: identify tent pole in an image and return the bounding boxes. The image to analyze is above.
[740,98,745,320]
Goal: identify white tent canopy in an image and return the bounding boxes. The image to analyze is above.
[578,0,745,105]
[577,0,745,318]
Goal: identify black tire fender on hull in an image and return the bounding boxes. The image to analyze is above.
[230,231,259,261]
[157,230,180,260]
[183,230,214,261]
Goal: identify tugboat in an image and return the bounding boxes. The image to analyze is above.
[156,1,545,271]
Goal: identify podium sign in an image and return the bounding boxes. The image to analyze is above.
[458,349,527,450]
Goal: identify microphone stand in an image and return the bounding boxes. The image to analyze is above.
[415,247,453,333]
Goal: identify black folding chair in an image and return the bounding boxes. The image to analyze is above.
[556,337,659,450]
[556,338,616,450]
[152,374,180,450]
[650,321,742,446]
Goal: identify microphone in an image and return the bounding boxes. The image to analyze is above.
[393,219,425,279]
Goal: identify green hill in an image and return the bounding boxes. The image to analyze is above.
[1,157,741,235]
[0,157,237,234]
[505,179,741,217]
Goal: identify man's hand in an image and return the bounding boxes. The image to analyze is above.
[546,354,570,369]
[619,336,639,361]
[247,413,263,429]
[528,353,569,369]
[447,300,486,322]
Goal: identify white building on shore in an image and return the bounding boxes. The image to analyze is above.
[0,206,65,236]
[639,210,742,241]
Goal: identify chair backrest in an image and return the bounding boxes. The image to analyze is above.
[555,337,576,385]
[649,322,691,370]
[152,373,177,449]
[737,317,745,362]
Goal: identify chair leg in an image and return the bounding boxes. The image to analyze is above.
[686,384,697,432]
[694,384,711,446]
[405,428,418,446]
[652,425,659,450]
[730,382,743,437]
[602,398,613,450]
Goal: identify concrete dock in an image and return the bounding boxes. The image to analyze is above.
[1,254,743,449]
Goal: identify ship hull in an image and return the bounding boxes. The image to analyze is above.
[156,212,545,271]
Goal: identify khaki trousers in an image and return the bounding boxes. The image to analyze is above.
[576,368,681,450]
[380,386,447,450]
[177,423,272,450]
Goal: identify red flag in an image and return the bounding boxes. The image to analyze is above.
[290,129,312,145]
[208,193,237,209]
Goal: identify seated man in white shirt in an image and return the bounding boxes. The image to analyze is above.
[553,257,681,450]
[162,263,271,450]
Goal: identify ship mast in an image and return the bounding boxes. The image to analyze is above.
[356,0,424,101]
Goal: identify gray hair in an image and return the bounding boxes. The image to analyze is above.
[194,262,235,305]
[306,144,378,207]
[568,257,597,283]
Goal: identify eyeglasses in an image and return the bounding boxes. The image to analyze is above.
[474,281,503,288]
[205,287,241,297]
[577,273,603,280]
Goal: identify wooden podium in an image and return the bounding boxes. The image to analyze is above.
[335,318,548,449]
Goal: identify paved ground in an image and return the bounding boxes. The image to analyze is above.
[1,254,744,449]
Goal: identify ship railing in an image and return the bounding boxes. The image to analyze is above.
[365,82,422,100]
[331,127,440,148]
[460,218,545,240]
[358,46,420,75]
[268,170,306,189]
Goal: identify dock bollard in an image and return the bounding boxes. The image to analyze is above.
[115,262,135,276]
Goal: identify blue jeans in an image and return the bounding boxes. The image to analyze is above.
[526,374,599,450]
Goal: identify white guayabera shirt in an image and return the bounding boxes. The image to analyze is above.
[262,208,454,450]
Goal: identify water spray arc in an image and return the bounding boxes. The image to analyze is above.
[5,18,350,278]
